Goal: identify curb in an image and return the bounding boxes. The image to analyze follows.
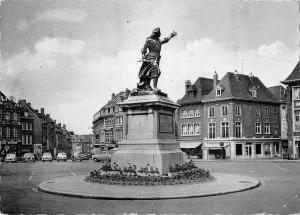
[38,174,260,200]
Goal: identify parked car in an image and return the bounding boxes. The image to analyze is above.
[42,152,53,162]
[71,153,83,162]
[23,153,35,162]
[5,153,17,163]
[56,152,67,162]
[79,152,91,160]
[92,151,112,162]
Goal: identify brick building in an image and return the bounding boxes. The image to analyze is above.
[282,62,300,159]
[0,92,23,156]
[178,72,282,160]
[92,89,130,150]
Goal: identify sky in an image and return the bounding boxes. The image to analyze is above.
[1,0,299,134]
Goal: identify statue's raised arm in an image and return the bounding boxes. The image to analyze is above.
[137,27,177,92]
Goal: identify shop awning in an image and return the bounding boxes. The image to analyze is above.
[180,142,202,149]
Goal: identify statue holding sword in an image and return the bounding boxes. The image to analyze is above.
[137,27,177,91]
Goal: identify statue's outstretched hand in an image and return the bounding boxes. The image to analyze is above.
[171,31,177,37]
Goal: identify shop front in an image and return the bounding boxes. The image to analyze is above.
[233,140,282,159]
[202,141,230,160]
[179,141,202,159]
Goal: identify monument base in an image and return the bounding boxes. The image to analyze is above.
[111,92,183,175]
[112,149,183,175]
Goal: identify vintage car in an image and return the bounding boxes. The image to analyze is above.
[5,153,17,163]
[71,153,83,162]
[42,152,53,162]
[92,149,117,162]
[56,152,67,162]
[23,153,35,162]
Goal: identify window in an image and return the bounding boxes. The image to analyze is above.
[208,107,215,117]
[221,122,229,138]
[208,123,216,139]
[236,144,243,156]
[264,123,270,134]
[235,122,242,138]
[13,128,17,139]
[221,106,228,116]
[194,123,201,135]
[6,127,10,139]
[22,134,25,145]
[195,109,200,117]
[235,105,241,116]
[182,110,188,118]
[273,108,278,113]
[216,89,222,96]
[264,108,270,116]
[255,122,261,134]
[25,122,28,130]
[188,110,195,118]
[188,124,194,135]
[0,127,2,138]
[181,124,188,136]
[5,112,10,121]
[22,122,25,130]
[29,135,32,144]
[295,110,300,122]
[25,135,28,145]
[250,89,257,97]
[0,110,2,120]
[29,123,33,130]
[24,112,28,117]
[13,113,17,121]
[256,107,261,117]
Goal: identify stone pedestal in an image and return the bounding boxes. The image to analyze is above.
[111,92,183,175]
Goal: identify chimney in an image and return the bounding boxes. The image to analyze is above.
[46,114,50,117]
[185,80,191,93]
[28,102,31,107]
[58,123,61,128]
[111,93,115,100]
[41,108,44,115]
[213,71,218,88]
[63,124,66,129]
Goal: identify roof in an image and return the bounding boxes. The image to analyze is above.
[203,72,279,103]
[177,77,213,104]
[282,62,300,84]
[268,85,287,103]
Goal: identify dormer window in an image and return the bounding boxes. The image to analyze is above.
[215,85,223,96]
[249,86,257,98]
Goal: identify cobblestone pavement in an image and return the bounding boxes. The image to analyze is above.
[1,159,300,214]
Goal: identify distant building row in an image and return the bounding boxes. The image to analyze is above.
[92,62,300,160]
[0,91,73,158]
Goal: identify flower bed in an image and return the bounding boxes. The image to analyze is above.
[85,160,215,186]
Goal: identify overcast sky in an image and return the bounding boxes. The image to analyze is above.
[1,0,299,134]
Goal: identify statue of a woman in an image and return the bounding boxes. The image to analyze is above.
[137,27,177,91]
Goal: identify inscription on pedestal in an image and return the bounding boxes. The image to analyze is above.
[159,113,173,133]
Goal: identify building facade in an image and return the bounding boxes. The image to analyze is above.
[92,89,130,150]
[268,85,289,154]
[282,62,300,159]
[72,134,92,154]
[178,72,282,160]
[0,92,23,156]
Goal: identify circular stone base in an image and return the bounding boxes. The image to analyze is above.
[38,173,260,200]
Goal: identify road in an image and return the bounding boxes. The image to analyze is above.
[1,159,300,214]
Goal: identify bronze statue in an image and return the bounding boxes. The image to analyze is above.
[137,27,177,91]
